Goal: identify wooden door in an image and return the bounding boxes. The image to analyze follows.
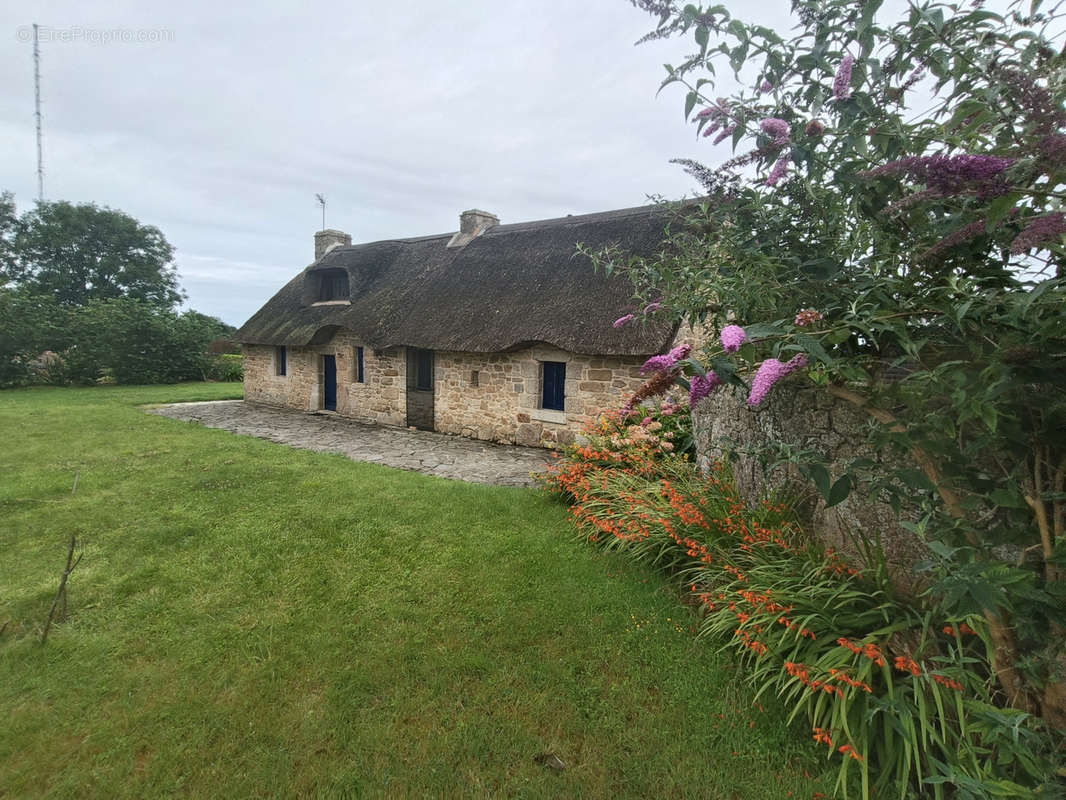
[323,354,337,411]
[406,348,434,430]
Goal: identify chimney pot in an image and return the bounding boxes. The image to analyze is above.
[447,209,499,248]
[314,229,351,261]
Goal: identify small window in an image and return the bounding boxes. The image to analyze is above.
[316,269,349,302]
[416,351,433,390]
[275,345,287,376]
[541,361,566,411]
[356,347,365,383]
[470,369,479,387]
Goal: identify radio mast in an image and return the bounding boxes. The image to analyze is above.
[33,23,44,202]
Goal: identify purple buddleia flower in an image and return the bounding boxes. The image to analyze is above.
[998,68,1066,133]
[695,106,718,119]
[834,54,855,100]
[760,118,791,145]
[640,343,692,375]
[1038,134,1066,170]
[918,217,1010,262]
[702,121,722,137]
[689,372,722,406]
[667,343,692,363]
[642,301,663,314]
[640,354,671,374]
[760,79,773,93]
[747,355,808,407]
[713,124,737,145]
[766,155,791,187]
[613,314,635,329]
[1010,212,1066,254]
[859,154,1016,199]
[805,119,825,137]
[720,325,747,353]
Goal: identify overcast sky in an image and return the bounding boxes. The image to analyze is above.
[0,1,799,325]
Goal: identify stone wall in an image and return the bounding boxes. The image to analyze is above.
[243,334,652,448]
[434,345,647,446]
[692,377,928,594]
[242,335,405,426]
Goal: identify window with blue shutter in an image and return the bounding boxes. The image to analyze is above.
[356,347,365,383]
[542,361,566,411]
[275,346,287,376]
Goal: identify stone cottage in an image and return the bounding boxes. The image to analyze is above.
[236,204,685,447]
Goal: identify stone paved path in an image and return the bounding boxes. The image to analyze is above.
[148,400,551,488]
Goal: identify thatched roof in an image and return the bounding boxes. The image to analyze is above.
[236,203,678,356]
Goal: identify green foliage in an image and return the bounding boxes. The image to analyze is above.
[608,0,1066,723]
[543,449,1062,797]
[0,289,66,387]
[8,198,182,308]
[0,192,237,387]
[207,353,244,382]
[0,291,233,386]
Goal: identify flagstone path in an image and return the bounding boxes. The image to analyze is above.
[148,400,552,487]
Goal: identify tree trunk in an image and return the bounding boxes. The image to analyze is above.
[825,384,1039,714]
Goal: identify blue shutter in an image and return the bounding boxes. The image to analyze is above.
[276,346,287,376]
[357,347,364,383]
[542,362,566,411]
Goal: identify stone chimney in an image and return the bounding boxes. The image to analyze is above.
[314,229,351,261]
[447,209,499,248]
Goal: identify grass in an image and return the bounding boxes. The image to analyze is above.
[0,384,833,798]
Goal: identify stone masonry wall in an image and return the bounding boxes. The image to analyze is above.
[242,335,405,426]
[243,323,708,448]
[434,345,648,447]
[692,377,928,595]
[244,336,654,448]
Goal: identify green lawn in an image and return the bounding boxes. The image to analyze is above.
[0,384,833,798]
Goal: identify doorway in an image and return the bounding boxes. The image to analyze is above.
[405,348,434,430]
[322,354,337,412]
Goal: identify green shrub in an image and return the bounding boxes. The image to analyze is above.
[0,295,234,386]
[207,353,243,382]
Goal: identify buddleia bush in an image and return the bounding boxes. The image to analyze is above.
[593,0,1066,742]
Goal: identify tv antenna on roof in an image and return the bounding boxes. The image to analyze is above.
[315,193,326,231]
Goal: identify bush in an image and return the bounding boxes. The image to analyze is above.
[0,293,234,386]
[605,0,1066,727]
[207,353,243,382]
[0,290,67,387]
[542,433,1061,798]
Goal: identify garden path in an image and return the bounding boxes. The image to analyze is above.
[148,400,551,487]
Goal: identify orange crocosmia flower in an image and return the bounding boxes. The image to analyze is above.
[893,656,922,676]
[838,745,864,762]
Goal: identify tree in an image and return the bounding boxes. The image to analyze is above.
[11,199,183,308]
[0,192,18,285]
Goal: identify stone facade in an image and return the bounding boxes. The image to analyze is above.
[243,331,405,427]
[434,345,647,446]
[243,333,651,448]
[692,377,928,595]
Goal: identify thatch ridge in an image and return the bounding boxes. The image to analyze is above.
[237,203,679,356]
